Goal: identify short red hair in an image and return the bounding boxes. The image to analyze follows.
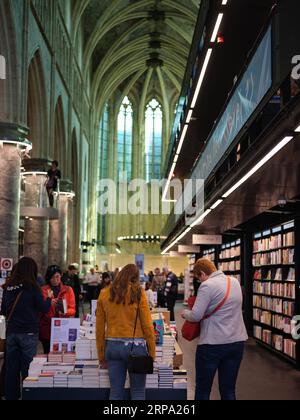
[194,258,217,277]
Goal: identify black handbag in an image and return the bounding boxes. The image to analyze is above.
[128,302,154,375]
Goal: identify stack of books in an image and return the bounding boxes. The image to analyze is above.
[63,352,76,364]
[158,364,173,389]
[82,362,100,388]
[76,339,92,360]
[99,369,110,388]
[146,371,159,389]
[68,371,83,388]
[162,335,175,364]
[54,372,69,388]
[155,346,163,364]
[28,356,48,377]
[23,377,39,388]
[48,352,63,363]
[38,373,54,388]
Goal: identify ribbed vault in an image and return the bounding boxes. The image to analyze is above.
[72,0,200,115]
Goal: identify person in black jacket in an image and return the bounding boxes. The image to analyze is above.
[0,257,52,400]
[62,265,81,318]
[163,268,178,322]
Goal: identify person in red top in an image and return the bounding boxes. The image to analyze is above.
[39,265,76,354]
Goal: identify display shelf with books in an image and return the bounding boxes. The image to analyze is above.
[218,239,242,284]
[185,253,201,304]
[252,220,299,367]
[203,248,217,263]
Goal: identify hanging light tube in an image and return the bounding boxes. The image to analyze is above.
[191,49,213,109]
[211,14,224,43]
[223,136,294,198]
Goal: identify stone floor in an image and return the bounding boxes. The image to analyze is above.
[175,304,300,400]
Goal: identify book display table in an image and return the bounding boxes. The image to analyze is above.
[22,388,187,401]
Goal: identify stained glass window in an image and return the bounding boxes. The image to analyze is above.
[117,96,133,181]
[145,99,162,182]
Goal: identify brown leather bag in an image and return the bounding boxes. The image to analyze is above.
[0,291,23,352]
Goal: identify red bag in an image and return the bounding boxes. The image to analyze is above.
[181,277,231,342]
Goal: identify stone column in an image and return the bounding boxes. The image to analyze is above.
[24,218,49,276]
[0,123,30,263]
[48,180,73,270]
[0,145,22,262]
[22,171,50,276]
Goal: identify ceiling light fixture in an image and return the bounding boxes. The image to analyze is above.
[191,209,212,228]
[191,49,213,108]
[186,109,194,124]
[211,14,224,43]
[223,136,294,198]
[210,199,224,210]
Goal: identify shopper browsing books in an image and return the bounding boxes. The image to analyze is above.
[62,265,82,318]
[163,268,178,321]
[85,268,101,304]
[99,272,112,292]
[152,268,165,308]
[0,257,52,400]
[96,264,156,400]
[145,282,156,309]
[39,265,76,355]
[181,258,248,401]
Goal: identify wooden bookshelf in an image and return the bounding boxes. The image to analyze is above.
[218,239,242,285]
[252,221,298,365]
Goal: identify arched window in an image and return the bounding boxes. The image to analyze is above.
[145,99,162,182]
[117,96,133,181]
[98,103,109,180]
[98,103,109,242]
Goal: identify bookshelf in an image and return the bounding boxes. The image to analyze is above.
[252,221,298,364]
[184,253,201,305]
[203,247,217,263]
[218,239,242,284]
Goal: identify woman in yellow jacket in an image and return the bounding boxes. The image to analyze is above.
[96,264,156,400]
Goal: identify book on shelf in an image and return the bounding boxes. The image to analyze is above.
[253,234,282,253]
[283,231,295,247]
[219,246,240,259]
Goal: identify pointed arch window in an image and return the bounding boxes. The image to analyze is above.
[98,103,109,242]
[145,99,162,182]
[117,96,133,181]
[98,103,109,180]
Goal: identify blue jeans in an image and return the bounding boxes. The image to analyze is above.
[105,340,148,400]
[5,333,38,400]
[195,342,245,401]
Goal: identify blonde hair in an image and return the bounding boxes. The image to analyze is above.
[194,258,217,277]
[110,264,142,305]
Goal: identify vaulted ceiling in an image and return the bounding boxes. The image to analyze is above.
[72,0,200,115]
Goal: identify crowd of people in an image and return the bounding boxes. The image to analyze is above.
[0,256,247,401]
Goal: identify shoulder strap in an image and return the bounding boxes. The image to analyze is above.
[203,276,231,320]
[7,291,23,323]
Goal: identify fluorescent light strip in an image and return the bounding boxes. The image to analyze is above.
[210,199,223,210]
[174,154,179,163]
[223,136,294,198]
[211,14,224,43]
[186,109,194,124]
[161,227,192,255]
[162,50,212,202]
[162,162,177,201]
[222,0,228,5]
[295,124,300,133]
[191,209,212,228]
[191,49,213,108]
[176,124,189,156]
